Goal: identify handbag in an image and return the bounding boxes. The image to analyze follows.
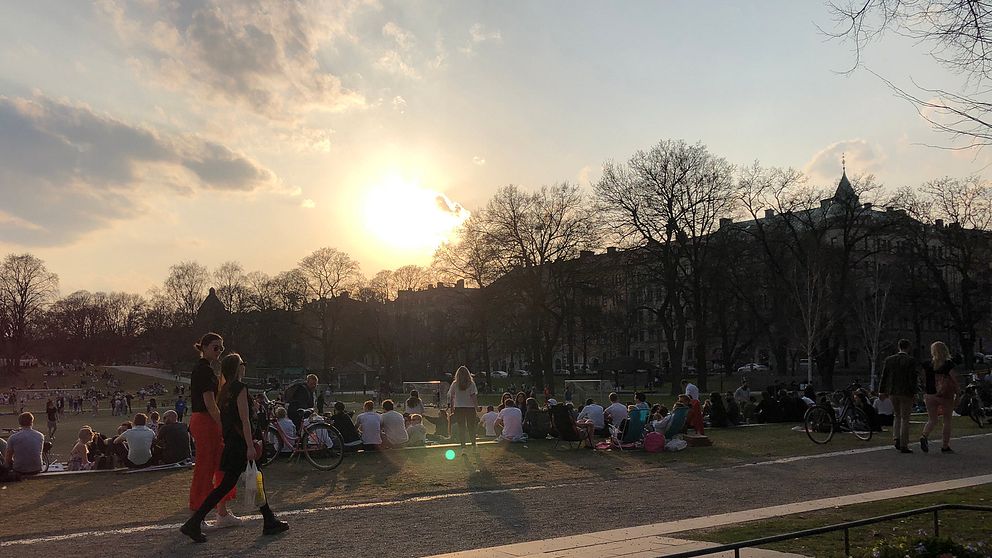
[240,462,261,512]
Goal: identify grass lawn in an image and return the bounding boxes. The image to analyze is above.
[677,484,992,558]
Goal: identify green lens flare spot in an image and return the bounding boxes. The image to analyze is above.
[444,449,456,461]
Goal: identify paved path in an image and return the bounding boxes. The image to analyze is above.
[111,366,189,385]
[4,434,991,558]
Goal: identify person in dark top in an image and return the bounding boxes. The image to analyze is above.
[286,374,318,428]
[187,332,237,523]
[156,410,191,464]
[705,392,728,427]
[329,401,362,450]
[920,341,961,453]
[181,354,288,543]
[879,338,922,453]
[45,400,59,440]
[522,398,552,439]
[724,393,742,425]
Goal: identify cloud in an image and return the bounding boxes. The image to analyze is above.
[803,139,884,185]
[472,156,486,166]
[460,23,501,55]
[392,95,407,113]
[377,21,421,78]
[301,198,316,209]
[434,194,468,217]
[0,94,279,246]
[98,0,367,120]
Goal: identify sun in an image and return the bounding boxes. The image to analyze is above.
[362,175,469,258]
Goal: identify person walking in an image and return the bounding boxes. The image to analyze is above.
[447,366,478,454]
[878,339,921,453]
[188,333,239,527]
[181,354,288,542]
[920,341,960,453]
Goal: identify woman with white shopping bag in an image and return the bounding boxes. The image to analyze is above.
[181,354,288,543]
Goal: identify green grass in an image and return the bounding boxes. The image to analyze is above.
[677,484,992,558]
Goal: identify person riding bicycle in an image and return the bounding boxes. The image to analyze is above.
[285,374,319,431]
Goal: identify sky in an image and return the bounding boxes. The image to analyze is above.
[0,0,989,295]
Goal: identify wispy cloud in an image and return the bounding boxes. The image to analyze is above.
[804,139,884,185]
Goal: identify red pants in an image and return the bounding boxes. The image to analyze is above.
[687,400,705,435]
[189,412,235,511]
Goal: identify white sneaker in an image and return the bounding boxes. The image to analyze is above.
[201,520,215,532]
[213,512,243,529]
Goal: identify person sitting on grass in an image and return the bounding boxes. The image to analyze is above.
[652,395,690,434]
[406,414,427,446]
[424,408,451,441]
[328,401,363,451]
[148,410,161,434]
[4,412,46,476]
[704,392,728,427]
[724,393,742,426]
[634,392,650,411]
[480,405,498,438]
[604,392,628,428]
[273,406,297,451]
[156,410,191,464]
[406,390,425,416]
[68,426,95,471]
[522,398,552,439]
[496,400,526,442]
[380,399,409,448]
[112,413,155,469]
[356,400,382,451]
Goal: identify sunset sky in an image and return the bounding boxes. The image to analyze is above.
[1,1,988,295]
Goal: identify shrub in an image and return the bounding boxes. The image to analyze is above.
[866,536,989,558]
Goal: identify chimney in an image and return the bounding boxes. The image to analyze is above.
[456,279,465,289]
[764,209,775,219]
[719,217,732,228]
[606,246,617,254]
[820,199,831,209]
[935,218,944,228]
[579,250,594,258]
[863,202,872,210]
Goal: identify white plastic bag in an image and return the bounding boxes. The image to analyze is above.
[240,462,259,512]
[664,438,688,452]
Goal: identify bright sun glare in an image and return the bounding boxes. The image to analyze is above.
[362,175,469,257]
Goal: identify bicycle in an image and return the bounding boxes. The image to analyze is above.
[804,382,873,444]
[256,395,344,471]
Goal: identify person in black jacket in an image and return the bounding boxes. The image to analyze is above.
[286,374,318,429]
[878,339,922,453]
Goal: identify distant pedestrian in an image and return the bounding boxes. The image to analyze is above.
[447,366,478,453]
[878,339,921,453]
[920,341,960,453]
[175,396,187,422]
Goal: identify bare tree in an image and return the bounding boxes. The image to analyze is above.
[829,0,992,147]
[596,139,737,392]
[213,261,248,313]
[392,265,430,292]
[244,271,278,312]
[0,253,59,373]
[164,261,209,327]
[855,257,893,389]
[296,247,362,372]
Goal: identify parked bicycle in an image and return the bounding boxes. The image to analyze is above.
[804,382,873,444]
[256,394,344,471]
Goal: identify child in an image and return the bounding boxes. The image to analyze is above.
[68,426,94,471]
[480,405,498,437]
[355,400,382,450]
[406,414,427,446]
[148,411,161,434]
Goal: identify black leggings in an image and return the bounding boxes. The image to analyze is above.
[452,407,476,446]
[189,467,275,525]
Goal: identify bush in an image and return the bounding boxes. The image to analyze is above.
[866,536,990,558]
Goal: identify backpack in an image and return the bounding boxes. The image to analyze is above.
[643,431,665,453]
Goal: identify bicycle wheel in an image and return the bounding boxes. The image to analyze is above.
[259,425,284,468]
[844,407,873,441]
[302,423,343,470]
[804,406,835,444]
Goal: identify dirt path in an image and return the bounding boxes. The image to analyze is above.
[4,433,991,558]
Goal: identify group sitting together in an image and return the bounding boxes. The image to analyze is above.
[67,410,191,471]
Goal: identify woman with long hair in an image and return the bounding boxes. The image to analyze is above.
[921,341,959,453]
[181,354,288,542]
[187,333,238,527]
[447,366,478,453]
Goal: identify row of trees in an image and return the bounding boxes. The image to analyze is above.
[3,141,990,393]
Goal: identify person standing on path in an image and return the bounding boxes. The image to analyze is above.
[448,366,478,454]
[45,400,58,441]
[878,339,921,453]
[181,354,288,543]
[188,332,239,527]
[920,341,960,453]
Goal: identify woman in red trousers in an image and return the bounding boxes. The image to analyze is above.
[188,332,240,528]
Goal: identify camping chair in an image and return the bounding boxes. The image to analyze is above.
[550,404,585,449]
[663,406,691,440]
[622,408,649,444]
